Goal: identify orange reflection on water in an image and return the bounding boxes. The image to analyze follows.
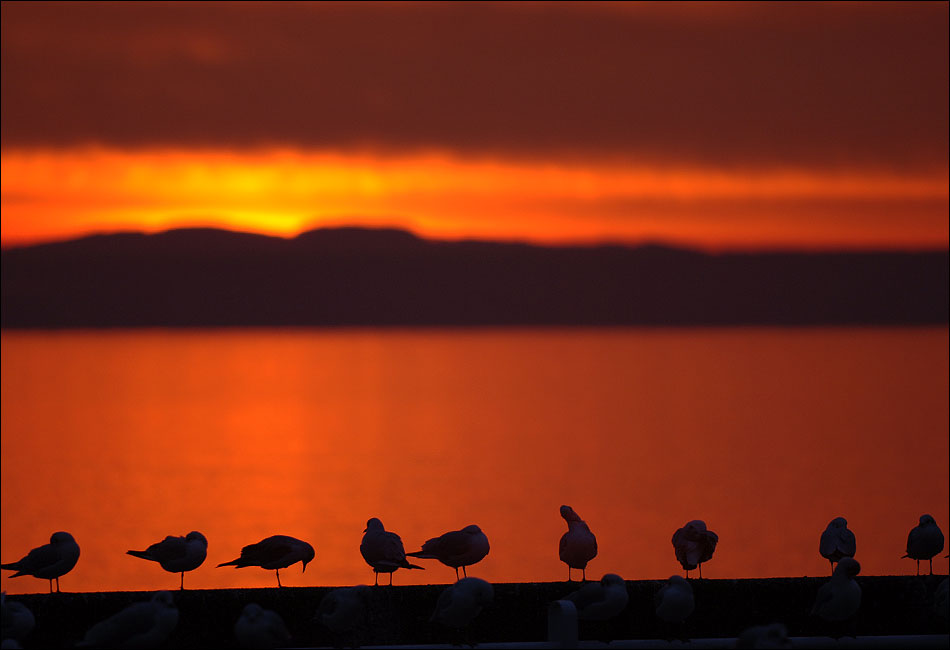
[2,328,948,594]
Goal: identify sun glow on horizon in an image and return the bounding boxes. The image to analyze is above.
[2,147,947,251]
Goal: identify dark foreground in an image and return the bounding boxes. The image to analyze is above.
[5,575,949,648]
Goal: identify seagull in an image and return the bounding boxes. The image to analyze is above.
[565,573,628,621]
[234,603,292,649]
[1,531,80,593]
[811,556,861,623]
[737,623,790,648]
[559,505,598,582]
[360,518,424,586]
[903,514,945,575]
[672,520,718,578]
[430,577,494,629]
[217,535,314,587]
[1,592,35,645]
[127,531,208,590]
[78,591,178,649]
[316,585,371,644]
[655,575,695,624]
[819,517,856,575]
[407,525,489,580]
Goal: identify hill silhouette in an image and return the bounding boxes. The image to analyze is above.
[2,227,947,328]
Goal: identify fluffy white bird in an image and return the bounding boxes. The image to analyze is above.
[559,505,598,582]
[672,520,718,578]
[127,531,208,590]
[360,518,424,586]
[430,577,494,629]
[1,593,35,644]
[1,531,80,593]
[655,575,695,624]
[79,591,178,649]
[819,517,856,575]
[903,514,945,575]
[565,573,628,621]
[811,557,861,623]
[407,525,489,580]
[217,535,314,587]
[316,585,370,639]
[234,603,291,649]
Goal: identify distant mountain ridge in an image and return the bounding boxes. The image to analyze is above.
[2,227,947,328]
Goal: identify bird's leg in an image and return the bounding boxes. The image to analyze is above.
[462,566,468,578]
[929,558,934,575]
[916,560,920,576]
[48,579,54,593]
[388,573,393,586]
[567,566,572,582]
[180,572,185,590]
[829,559,835,576]
[455,567,460,581]
[582,568,587,581]
[276,569,282,588]
[699,564,703,579]
[374,571,379,587]
[56,577,61,593]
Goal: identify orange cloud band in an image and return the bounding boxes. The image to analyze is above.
[2,147,947,250]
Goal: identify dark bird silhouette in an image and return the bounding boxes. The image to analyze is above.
[127,531,207,590]
[903,514,945,575]
[217,535,314,587]
[407,525,489,581]
[811,556,861,632]
[559,505,598,582]
[430,577,494,629]
[565,573,628,621]
[360,518,424,586]
[655,575,695,642]
[234,603,291,649]
[819,517,856,575]
[78,591,178,649]
[315,585,371,647]
[672,520,718,578]
[1,531,80,593]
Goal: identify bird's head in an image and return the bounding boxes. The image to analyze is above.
[920,514,936,526]
[364,518,384,533]
[828,517,848,529]
[50,532,75,545]
[301,543,316,573]
[560,505,581,522]
[186,531,207,545]
[835,557,861,578]
[601,573,625,587]
[462,525,483,535]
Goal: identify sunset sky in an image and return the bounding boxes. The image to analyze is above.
[2,1,947,250]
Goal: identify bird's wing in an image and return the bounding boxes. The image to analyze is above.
[22,544,60,572]
[819,530,837,557]
[83,603,157,646]
[566,582,604,610]
[148,537,188,562]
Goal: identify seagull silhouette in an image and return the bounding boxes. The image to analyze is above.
[1,531,80,593]
[902,514,945,575]
[672,520,718,578]
[360,518,424,586]
[78,591,178,648]
[127,531,208,590]
[430,577,494,628]
[234,603,292,649]
[559,505,598,582]
[217,535,314,587]
[407,525,489,580]
[811,556,861,625]
[565,573,628,621]
[655,575,695,624]
[819,517,856,575]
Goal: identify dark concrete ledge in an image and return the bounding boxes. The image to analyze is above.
[5,575,949,648]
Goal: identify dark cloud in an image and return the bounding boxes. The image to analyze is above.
[2,1,947,169]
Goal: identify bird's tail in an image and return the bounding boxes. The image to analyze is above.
[126,550,152,560]
[216,559,241,568]
[405,551,435,559]
[0,562,19,571]
[404,561,425,570]
[901,553,909,559]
